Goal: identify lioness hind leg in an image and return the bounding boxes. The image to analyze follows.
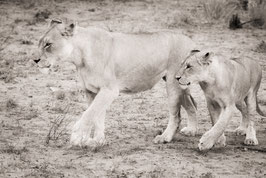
[153,77,182,144]
[180,89,198,136]
[235,101,249,136]
[244,94,258,145]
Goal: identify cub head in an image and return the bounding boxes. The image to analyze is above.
[35,19,77,67]
[175,50,213,89]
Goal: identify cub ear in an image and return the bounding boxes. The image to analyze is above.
[61,22,77,37]
[201,52,213,65]
[49,19,62,27]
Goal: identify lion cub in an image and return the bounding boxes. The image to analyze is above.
[176,50,265,150]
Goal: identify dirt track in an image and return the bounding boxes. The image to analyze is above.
[0,0,266,177]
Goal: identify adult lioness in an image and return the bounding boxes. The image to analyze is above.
[176,50,266,151]
[36,19,198,148]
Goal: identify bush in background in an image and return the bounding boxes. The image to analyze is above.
[248,0,266,28]
[203,0,239,23]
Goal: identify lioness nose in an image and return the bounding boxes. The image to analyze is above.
[175,76,181,81]
[34,59,41,64]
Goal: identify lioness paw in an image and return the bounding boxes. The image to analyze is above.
[234,126,246,136]
[70,120,92,147]
[180,127,197,136]
[244,138,258,145]
[153,134,172,144]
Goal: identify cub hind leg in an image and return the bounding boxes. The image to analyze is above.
[244,93,259,145]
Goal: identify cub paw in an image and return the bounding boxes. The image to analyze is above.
[244,138,258,146]
[198,131,215,151]
[215,134,226,147]
[180,127,197,136]
[153,134,172,144]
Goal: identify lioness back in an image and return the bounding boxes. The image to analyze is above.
[110,31,195,93]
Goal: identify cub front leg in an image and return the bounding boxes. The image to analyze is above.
[70,87,119,148]
[199,105,234,151]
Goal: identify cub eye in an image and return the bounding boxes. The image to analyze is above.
[44,42,52,49]
[186,64,192,69]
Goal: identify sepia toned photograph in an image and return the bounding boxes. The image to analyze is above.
[0,0,266,177]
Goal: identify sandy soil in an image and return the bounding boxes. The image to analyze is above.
[0,0,266,177]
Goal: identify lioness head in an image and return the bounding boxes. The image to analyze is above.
[35,19,76,67]
[176,50,213,89]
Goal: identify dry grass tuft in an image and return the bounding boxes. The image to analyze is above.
[55,91,66,100]
[255,40,266,53]
[1,144,28,155]
[0,58,15,83]
[203,0,239,23]
[46,103,70,146]
[6,98,18,109]
[167,12,194,28]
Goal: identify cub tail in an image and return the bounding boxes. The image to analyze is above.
[256,97,266,118]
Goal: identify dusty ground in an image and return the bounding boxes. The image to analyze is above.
[0,0,266,177]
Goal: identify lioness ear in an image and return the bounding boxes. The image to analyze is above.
[61,22,77,37]
[201,52,213,65]
[49,19,62,27]
[191,49,200,54]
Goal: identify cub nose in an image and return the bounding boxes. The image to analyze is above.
[34,59,41,64]
[175,76,181,81]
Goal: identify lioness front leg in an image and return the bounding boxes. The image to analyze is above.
[70,87,119,148]
[199,105,234,151]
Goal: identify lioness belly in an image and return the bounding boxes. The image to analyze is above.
[119,71,165,93]
[112,32,171,93]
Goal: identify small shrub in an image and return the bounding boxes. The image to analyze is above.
[203,0,239,23]
[229,14,242,29]
[249,1,266,27]
[239,0,249,10]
